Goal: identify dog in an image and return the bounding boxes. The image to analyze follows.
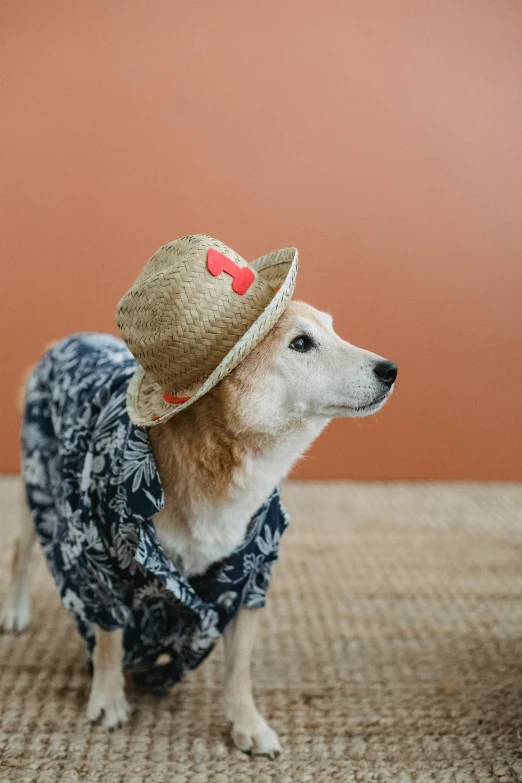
[1,235,397,756]
[1,299,397,756]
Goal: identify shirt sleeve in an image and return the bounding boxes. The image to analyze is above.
[240,489,290,609]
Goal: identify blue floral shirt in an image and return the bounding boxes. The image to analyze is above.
[22,334,289,691]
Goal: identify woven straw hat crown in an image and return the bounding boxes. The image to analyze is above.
[116,234,297,425]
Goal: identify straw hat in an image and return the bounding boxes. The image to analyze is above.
[116,234,298,427]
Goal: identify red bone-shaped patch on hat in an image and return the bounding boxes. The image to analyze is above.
[207,248,255,295]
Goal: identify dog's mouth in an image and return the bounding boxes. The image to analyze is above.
[353,392,389,412]
[323,391,390,416]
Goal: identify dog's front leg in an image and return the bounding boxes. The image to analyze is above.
[223,607,282,757]
[87,626,130,729]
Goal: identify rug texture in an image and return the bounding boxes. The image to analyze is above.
[1,477,522,783]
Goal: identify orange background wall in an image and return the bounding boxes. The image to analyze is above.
[1,1,522,480]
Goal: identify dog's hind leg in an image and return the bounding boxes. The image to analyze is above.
[0,498,36,633]
[223,607,282,758]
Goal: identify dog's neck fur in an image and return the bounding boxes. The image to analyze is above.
[148,379,327,577]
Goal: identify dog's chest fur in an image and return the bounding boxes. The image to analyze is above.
[153,420,327,577]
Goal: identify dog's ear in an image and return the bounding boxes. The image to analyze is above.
[17,366,34,415]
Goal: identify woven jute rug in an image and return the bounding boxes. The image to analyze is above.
[1,477,522,782]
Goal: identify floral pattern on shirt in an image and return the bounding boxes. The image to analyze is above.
[22,334,289,691]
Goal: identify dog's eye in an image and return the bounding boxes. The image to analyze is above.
[289,335,314,353]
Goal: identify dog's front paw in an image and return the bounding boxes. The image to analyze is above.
[87,683,130,729]
[231,713,282,758]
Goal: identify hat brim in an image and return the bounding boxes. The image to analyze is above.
[126,246,298,427]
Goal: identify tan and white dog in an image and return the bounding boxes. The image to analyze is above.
[1,300,397,757]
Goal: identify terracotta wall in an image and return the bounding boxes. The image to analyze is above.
[2,1,522,479]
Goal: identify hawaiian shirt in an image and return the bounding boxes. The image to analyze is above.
[22,334,289,691]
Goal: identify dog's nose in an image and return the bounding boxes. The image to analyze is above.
[373,360,398,387]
